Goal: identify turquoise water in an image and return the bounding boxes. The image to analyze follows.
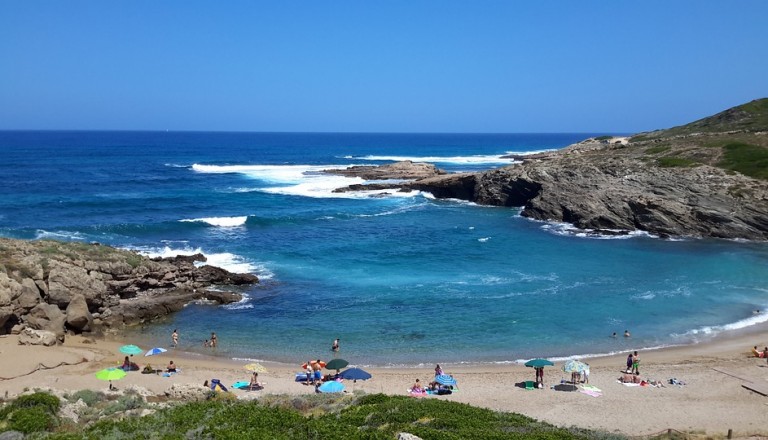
[1,131,767,366]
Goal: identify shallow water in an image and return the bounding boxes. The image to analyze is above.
[2,131,767,366]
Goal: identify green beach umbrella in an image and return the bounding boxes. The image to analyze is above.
[119,344,143,355]
[95,367,126,390]
[325,358,349,371]
[524,358,554,368]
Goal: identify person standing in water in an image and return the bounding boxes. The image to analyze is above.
[210,332,217,348]
[331,338,340,353]
[172,329,179,347]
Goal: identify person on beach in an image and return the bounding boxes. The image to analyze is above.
[435,364,444,376]
[249,372,262,390]
[332,338,340,352]
[626,353,633,373]
[535,367,544,386]
[305,361,314,385]
[632,351,640,375]
[624,330,631,338]
[167,360,177,373]
[210,332,217,348]
[313,359,323,382]
[411,378,424,393]
[172,329,179,347]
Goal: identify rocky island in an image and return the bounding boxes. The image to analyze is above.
[0,238,258,342]
[328,98,768,240]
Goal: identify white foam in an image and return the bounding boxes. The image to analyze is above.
[132,245,271,277]
[34,229,87,241]
[673,310,768,338]
[346,154,519,165]
[180,216,248,227]
[478,237,491,242]
[539,221,657,240]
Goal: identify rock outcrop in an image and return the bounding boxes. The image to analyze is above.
[326,99,768,241]
[323,160,446,180]
[406,143,768,240]
[0,238,259,338]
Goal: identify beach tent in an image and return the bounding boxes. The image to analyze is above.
[210,378,229,392]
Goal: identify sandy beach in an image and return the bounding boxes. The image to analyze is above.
[2,326,768,438]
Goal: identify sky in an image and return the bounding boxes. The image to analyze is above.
[1,1,766,133]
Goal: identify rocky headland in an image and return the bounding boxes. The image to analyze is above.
[0,238,258,343]
[328,98,768,240]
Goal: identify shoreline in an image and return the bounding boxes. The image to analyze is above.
[2,322,767,437]
[116,314,768,369]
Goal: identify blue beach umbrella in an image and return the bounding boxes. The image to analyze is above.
[435,374,457,386]
[318,381,345,393]
[339,368,372,381]
[144,347,167,357]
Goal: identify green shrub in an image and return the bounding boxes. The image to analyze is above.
[645,145,670,154]
[67,389,102,407]
[8,406,55,433]
[718,142,768,179]
[12,392,61,413]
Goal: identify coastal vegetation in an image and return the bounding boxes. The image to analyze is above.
[631,98,768,180]
[0,390,620,439]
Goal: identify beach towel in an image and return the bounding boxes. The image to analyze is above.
[232,381,249,390]
[579,385,602,397]
[408,388,428,397]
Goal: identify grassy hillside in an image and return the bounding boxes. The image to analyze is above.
[628,98,768,180]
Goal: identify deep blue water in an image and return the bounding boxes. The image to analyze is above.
[2,131,767,366]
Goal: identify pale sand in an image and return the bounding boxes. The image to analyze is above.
[1,326,768,438]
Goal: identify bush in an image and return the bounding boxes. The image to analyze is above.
[67,389,103,407]
[719,142,768,180]
[12,392,61,413]
[8,406,55,433]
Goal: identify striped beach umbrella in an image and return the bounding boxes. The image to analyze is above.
[435,374,458,386]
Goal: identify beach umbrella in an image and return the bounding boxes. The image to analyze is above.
[562,360,589,374]
[119,345,143,355]
[144,347,167,357]
[339,368,372,381]
[325,359,349,371]
[95,367,126,390]
[318,381,345,393]
[524,358,554,368]
[244,362,267,373]
[434,374,457,386]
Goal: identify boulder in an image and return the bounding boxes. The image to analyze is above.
[165,384,210,401]
[66,293,93,332]
[47,262,108,308]
[25,303,66,340]
[17,327,58,346]
[0,273,12,306]
[12,278,42,310]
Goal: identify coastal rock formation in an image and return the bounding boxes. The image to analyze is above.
[323,160,446,180]
[17,327,58,346]
[0,238,259,338]
[331,99,768,240]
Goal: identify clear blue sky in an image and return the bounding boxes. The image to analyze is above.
[1,1,766,133]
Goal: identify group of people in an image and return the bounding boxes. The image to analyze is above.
[625,351,640,374]
[410,364,454,395]
[751,346,768,359]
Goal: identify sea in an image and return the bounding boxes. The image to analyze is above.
[1,131,767,367]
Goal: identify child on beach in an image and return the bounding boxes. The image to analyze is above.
[626,353,633,373]
[632,351,640,375]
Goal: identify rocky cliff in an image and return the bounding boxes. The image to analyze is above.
[332,99,768,240]
[0,238,258,341]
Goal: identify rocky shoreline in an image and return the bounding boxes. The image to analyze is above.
[0,238,258,343]
[324,102,768,241]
